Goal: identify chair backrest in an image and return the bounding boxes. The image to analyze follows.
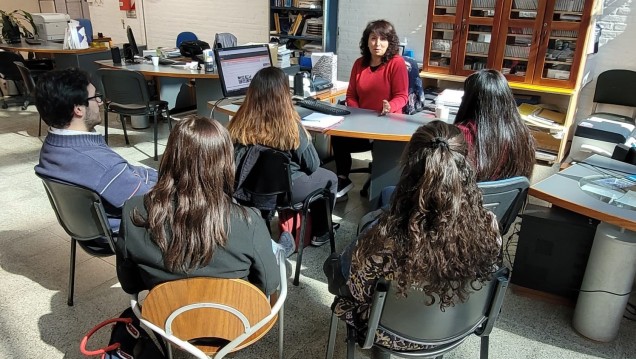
[37,174,114,248]
[214,33,238,49]
[478,176,529,235]
[176,31,198,47]
[365,268,510,348]
[239,148,293,205]
[0,51,25,81]
[96,68,151,106]
[141,277,275,355]
[402,56,425,115]
[13,61,36,95]
[593,69,636,109]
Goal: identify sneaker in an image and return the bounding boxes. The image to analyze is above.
[278,231,296,258]
[311,223,339,247]
[336,177,354,198]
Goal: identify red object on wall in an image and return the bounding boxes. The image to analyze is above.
[119,0,135,11]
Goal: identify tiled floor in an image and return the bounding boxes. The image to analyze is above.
[1,105,635,358]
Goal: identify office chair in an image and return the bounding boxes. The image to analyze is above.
[176,31,198,47]
[588,69,636,123]
[96,68,171,160]
[478,176,530,236]
[36,174,116,306]
[326,267,510,359]
[214,33,237,49]
[0,51,28,109]
[13,61,46,135]
[235,147,335,286]
[130,251,287,359]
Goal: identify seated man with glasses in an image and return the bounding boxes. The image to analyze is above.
[34,68,157,235]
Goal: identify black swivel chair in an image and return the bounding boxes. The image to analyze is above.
[478,176,530,236]
[36,174,116,306]
[236,148,336,286]
[13,61,45,136]
[326,268,510,359]
[0,51,28,109]
[96,68,171,161]
[587,69,636,123]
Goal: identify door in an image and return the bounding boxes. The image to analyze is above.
[454,0,505,76]
[423,0,466,74]
[494,0,549,84]
[532,0,593,88]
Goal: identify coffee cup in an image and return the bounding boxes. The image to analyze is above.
[435,105,450,122]
[151,56,159,67]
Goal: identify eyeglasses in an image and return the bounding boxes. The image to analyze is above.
[86,93,104,104]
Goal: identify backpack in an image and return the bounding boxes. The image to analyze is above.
[80,308,166,359]
[402,56,426,115]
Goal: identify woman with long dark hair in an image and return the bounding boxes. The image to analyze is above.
[454,69,535,181]
[228,66,338,247]
[332,121,501,353]
[333,19,409,199]
[116,116,279,295]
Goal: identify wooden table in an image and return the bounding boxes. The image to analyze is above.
[95,60,222,115]
[0,40,111,76]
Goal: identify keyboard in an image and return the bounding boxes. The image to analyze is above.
[297,98,351,116]
[158,58,186,66]
[25,38,42,45]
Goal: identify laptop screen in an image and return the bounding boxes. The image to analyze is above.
[214,44,272,98]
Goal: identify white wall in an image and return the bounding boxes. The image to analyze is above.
[88,0,268,49]
[336,0,427,81]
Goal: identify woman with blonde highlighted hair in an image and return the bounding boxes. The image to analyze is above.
[229,66,338,247]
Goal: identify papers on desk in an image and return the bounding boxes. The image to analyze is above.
[301,112,344,132]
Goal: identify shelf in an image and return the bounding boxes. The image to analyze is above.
[465,52,489,57]
[419,71,576,95]
[504,56,530,61]
[549,36,577,40]
[430,50,452,55]
[468,31,493,34]
[544,60,573,65]
[273,34,323,41]
[507,33,533,38]
[271,6,323,12]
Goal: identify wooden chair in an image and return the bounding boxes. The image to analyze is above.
[131,251,287,359]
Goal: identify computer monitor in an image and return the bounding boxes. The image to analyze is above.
[214,44,272,98]
[126,25,140,59]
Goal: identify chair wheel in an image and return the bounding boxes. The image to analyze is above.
[360,188,368,198]
[2,103,7,109]
[21,106,27,110]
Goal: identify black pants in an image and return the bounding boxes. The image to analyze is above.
[331,136,373,177]
[291,167,338,235]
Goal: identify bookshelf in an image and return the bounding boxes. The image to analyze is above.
[269,0,339,53]
[422,0,602,163]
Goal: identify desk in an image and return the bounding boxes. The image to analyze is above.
[95,60,223,115]
[0,40,110,76]
[529,155,636,342]
[217,103,434,201]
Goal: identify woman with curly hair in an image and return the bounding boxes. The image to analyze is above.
[333,19,409,198]
[332,121,501,354]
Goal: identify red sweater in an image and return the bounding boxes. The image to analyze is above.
[345,55,408,114]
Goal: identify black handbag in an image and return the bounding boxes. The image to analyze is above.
[80,308,165,359]
[179,40,210,57]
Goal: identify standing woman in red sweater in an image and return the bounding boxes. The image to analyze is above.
[332,19,408,200]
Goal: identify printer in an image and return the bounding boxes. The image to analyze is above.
[32,13,71,41]
[568,116,636,161]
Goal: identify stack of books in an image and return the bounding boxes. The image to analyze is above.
[277,47,292,68]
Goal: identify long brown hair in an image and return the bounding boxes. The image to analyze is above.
[132,115,243,273]
[227,66,301,150]
[454,69,535,181]
[353,121,500,309]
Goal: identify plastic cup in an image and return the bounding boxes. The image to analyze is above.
[151,56,159,67]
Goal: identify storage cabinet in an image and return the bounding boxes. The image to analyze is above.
[269,0,338,53]
[424,0,596,90]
